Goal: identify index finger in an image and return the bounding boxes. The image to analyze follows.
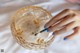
[45,9,74,28]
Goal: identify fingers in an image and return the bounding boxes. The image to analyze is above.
[45,9,74,28]
[48,14,76,32]
[64,27,80,40]
[53,21,77,35]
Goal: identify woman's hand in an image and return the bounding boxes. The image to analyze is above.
[66,0,80,4]
[45,9,80,40]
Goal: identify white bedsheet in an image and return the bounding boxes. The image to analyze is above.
[0,0,80,53]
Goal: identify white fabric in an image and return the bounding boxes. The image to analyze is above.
[0,0,80,53]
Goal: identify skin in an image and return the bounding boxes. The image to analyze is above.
[45,9,80,40]
[66,0,80,3]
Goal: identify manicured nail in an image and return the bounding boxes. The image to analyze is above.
[40,28,49,33]
[45,28,49,32]
[52,32,54,35]
[64,38,67,40]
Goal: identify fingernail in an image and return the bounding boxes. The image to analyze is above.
[40,28,49,33]
[45,28,49,32]
[64,38,67,40]
[52,32,54,35]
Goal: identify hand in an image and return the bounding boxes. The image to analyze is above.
[45,9,80,40]
[66,0,80,4]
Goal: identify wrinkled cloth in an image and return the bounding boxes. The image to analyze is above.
[0,0,80,53]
